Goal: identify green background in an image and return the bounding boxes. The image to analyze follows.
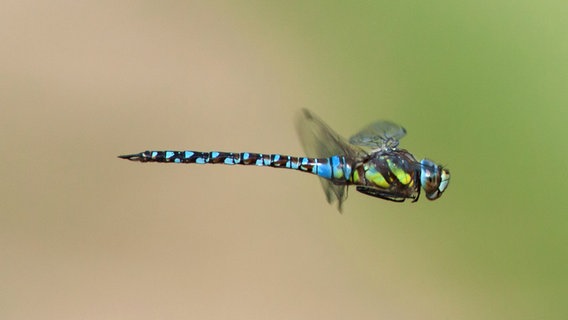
[2,1,566,319]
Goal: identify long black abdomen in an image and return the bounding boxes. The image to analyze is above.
[118,150,352,183]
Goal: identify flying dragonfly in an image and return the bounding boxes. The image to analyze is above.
[119,109,450,211]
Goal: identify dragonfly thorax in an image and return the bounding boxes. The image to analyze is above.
[419,159,450,200]
[350,149,421,202]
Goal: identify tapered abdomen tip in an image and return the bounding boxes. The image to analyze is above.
[118,153,144,161]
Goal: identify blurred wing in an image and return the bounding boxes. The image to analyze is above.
[348,120,407,149]
[295,109,365,211]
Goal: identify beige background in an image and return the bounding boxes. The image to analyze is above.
[2,1,567,319]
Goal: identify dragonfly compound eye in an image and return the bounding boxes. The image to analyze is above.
[420,159,449,200]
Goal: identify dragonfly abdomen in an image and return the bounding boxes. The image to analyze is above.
[119,150,351,183]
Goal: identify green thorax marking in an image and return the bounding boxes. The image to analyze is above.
[350,151,417,189]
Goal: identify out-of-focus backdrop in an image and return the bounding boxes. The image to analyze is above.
[2,1,567,319]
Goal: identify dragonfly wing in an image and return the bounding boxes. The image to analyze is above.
[295,109,364,211]
[349,120,407,149]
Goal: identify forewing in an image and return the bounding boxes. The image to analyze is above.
[349,120,407,149]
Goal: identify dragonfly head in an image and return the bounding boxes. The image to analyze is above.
[419,159,450,200]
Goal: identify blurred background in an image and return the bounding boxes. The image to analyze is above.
[2,1,567,319]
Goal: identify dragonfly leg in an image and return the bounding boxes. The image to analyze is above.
[355,186,406,203]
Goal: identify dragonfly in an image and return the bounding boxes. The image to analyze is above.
[119,109,450,211]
